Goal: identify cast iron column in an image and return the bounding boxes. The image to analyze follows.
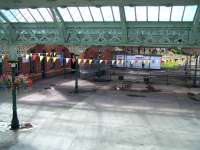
[10,62,20,130]
[193,55,198,87]
[74,57,79,93]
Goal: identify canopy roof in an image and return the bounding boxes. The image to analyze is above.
[0,5,197,23]
[0,0,198,8]
[0,1,200,48]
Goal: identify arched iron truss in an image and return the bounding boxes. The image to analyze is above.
[0,1,199,56]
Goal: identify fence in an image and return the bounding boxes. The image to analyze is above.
[79,63,111,81]
[111,65,200,87]
[79,62,200,87]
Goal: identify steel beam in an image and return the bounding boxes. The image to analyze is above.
[192,5,200,32]
[51,8,66,43]
[119,6,128,44]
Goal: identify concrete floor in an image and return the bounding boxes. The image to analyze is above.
[0,77,200,150]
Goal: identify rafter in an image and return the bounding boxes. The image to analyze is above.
[51,8,66,43]
[192,5,200,32]
[119,6,128,44]
[0,11,16,44]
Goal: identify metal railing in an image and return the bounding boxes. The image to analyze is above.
[111,65,200,87]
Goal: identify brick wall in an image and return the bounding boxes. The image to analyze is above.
[15,44,72,81]
[80,46,112,60]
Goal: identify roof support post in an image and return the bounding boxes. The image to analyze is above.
[50,8,66,43]
[0,12,16,43]
[191,5,200,44]
[119,6,128,44]
[192,5,200,32]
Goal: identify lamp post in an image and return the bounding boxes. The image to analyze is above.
[74,55,79,93]
[193,55,198,87]
[10,61,20,130]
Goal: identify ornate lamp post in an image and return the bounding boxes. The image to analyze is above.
[10,61,20,130]
[193,54,198,87]
[74,55,79,93]
[8,45,20,130]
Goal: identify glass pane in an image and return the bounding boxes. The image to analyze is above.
[101,6,113,21]
[183,5,197,21]
[19,9,36,22]
[159,6,171,21]
[171,6,184,21]
[89,7,103,21]
[136,6,147,21]
[37,8,53,22]
[148,6,158,21]
[67,7,83,22]
[28,8,44,22]
[57,7,73,21]
[79,7,93,21]
[124,6,135,21]
[1,10,18,22]
[0,16,5,22]
[10,9,26,22]
[112,6,120,21]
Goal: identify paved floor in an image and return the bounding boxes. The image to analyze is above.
[0,77,200,150]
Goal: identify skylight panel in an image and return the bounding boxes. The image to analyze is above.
[89,7,103,21]
[57,7,73,22]
[159,6,171,21]
[101,6,114,21]
[0,16,5,23]
[1,10,18,22]
[79,7,93,21]
[148,6,158,21]
[112,6,120,21]
[136,6,147,21]
[67,7,83,22]
[124,6,135,21]
[183,5,197,21]
[19,9,36,23]
[37,8,53,22]
[10,9,26,22]
[171,6,184,21]
[28,8,44,22]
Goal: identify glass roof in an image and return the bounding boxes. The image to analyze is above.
[37,8,53,22]
[28,9,44,22]
[0,10,18,22]
[148,6,159,21]
[0,8,53,23]
[57,7,73,22]
[112,6,121,21]
[79,7,93,21]
[171,6,184,21]
[159,6,171,21]
[183,5,198,21]
[0,5,197,23]
[89,7,103,21]
[101,6,114,21]
[57,6,120,22]
[67,7,82,22]
[19,9,36,23]
[124,6,136,21]
[124,5,197,22]
[10,9,26,22]
[0,15,5,23]
[136,6,147,21]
